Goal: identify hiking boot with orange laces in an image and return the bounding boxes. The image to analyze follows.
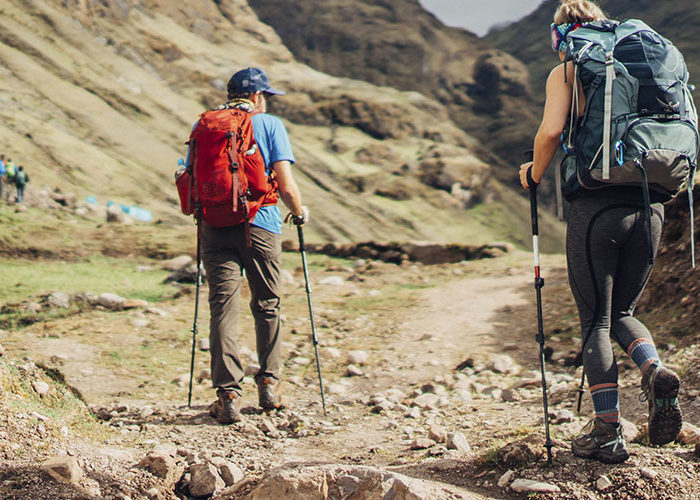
[571,418,629,464]
[641,364,682,445]
[256,376,282,410]
[208,389,241,424]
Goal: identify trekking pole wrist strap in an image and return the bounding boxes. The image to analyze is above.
[527,166,540,187]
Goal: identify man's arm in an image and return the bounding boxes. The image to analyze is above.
[273,160,303,216]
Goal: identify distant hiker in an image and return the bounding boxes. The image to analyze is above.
[0,154,5,199]
[519,0,695,463]
[4,158,16,202]
[14,166,29,203]
[184,67,308,424]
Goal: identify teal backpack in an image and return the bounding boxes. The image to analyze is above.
[560,19,698,266]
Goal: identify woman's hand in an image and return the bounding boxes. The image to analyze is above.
[519,162,539,189]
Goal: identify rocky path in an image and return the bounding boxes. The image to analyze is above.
[1,254,699,499]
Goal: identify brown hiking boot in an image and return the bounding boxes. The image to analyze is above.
[571,418,629,464]
[256,377,282,410]
[208,390,241,424]
[641,364,682,445]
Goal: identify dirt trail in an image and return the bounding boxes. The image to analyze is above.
[3,255,699,500]
[265,273,535,496]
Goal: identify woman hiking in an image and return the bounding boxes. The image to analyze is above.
[519,0,684,464]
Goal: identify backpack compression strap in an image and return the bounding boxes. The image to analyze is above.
[603,50,616,180]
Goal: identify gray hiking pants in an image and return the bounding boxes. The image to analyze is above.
[566,192,664,388]
[202,223,282,395]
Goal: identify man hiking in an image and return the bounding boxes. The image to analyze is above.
[185,67,308,424]
[14,166,28,203]
[4,158,15,203]
[519,0,690,463]
[0,154,5,200]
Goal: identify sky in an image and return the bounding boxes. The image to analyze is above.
[419,0,545,37]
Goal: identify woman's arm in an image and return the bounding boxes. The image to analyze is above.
[520,63,574,188]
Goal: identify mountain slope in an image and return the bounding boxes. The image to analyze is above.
[248,0,543,179]
[0,0,564,250]
[487,0,700,103]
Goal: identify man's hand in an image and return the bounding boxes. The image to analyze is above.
[285,205,309,226]
[519,162,540,190]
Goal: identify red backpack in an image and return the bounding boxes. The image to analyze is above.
[176,107,278,229]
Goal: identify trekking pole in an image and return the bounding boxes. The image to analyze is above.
[296,224,327,415]
[525,155,554,465]
[576,363,586,413]
[187,218,203,408]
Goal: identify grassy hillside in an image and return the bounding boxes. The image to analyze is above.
[0,0,564,251]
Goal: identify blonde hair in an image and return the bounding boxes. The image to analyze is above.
[554,0,606,24]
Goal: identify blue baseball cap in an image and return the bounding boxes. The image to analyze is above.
[228,67,285,95]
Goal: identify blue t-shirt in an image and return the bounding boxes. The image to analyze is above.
[250,113,295,234]
[185,112,294,234]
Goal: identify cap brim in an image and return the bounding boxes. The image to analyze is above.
[264,87,285,96]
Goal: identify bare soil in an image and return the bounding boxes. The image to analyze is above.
[1,251,698,499]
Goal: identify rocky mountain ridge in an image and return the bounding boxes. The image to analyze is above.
[249,0,543,179]
[0,0,565,248]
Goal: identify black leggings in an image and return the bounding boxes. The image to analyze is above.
[566,194,664,388]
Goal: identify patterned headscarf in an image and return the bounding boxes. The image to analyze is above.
[550,22,582,53]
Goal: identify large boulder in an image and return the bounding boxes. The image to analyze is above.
[246,464,469,500]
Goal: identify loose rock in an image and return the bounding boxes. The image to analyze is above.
[446,432,470,453]
[620,417,642,443]
[678,423,700,445]
[46,292,70,309]
[318,276,345,286]
[510,479,560,494]
[487,354,520,375]
[412,393,440,410]
[596,475,613,491]
[498,470,515,488]
[97,293,126,310]
[138,451,182,487]
[162,255,193,271]
[32,381,50,396]
[410,438,434,450]
[41,456,83,485]
[552,409,574,424]
[641,468,658,480]
[209,458,244,487]
[345,364,363,377]
[198,337,210,351]
[428,425,446,443]
[322,347,341,359]
[197,369,211,383]
[347,350,369,365]
[189,463,225,497]
[122,299,148,309]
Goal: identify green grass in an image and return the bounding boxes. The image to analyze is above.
[0,256,173,304]
[0,359,109,441]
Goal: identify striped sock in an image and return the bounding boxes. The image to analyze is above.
[590,383,620,423]
[627,338,661,375]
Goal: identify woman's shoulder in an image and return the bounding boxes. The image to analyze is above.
[547,62,577,86]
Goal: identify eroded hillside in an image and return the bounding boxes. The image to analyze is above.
[0,0,564,249]
[247,0,543,184]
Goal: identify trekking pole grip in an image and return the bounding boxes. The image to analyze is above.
[297,225,305,253]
